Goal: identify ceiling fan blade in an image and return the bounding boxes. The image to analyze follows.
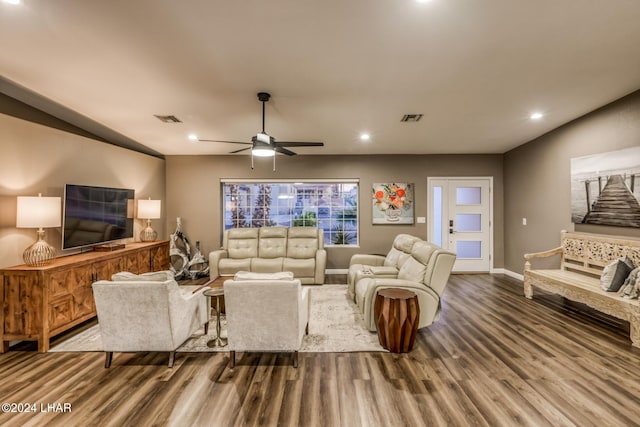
[275,141,324,147]
[230,147,252,154]
[275,146,297,156]
[199,139,251,145]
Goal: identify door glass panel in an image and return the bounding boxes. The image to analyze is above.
[456,241,482,259]
[433,186,442,246]
[456,213,481,232]
[456,187,481,205]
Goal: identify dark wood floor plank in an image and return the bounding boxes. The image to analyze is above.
[1,274,640,426]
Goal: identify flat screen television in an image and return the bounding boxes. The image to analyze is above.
[62,184,135,250]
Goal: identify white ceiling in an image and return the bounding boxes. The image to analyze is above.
[2,0,640,157]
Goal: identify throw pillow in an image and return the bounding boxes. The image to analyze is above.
[621,267,640,295]
[111,270,174,282]
[600,257,634,292]
[623,274,640,299]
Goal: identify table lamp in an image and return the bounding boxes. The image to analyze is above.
[137,198,161,242]
[16,193,61,266]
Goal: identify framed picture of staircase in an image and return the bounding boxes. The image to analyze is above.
[570,146,640,228]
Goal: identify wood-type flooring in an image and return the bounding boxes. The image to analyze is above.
[1,274,639,427]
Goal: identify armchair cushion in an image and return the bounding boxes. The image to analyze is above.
[234,271,295,280]
[111,270,174,282]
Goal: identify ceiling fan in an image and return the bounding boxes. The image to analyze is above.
[199,92,324,160]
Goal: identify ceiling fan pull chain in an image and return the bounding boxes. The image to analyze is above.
[251,153,254,170]
[273,154,276,172]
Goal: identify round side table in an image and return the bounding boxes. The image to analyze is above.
[204,288,227,348]
[374,288,420,353]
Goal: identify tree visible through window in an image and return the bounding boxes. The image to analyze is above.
[223,181,358,245]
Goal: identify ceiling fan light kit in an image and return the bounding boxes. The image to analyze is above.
[198,92,324,170]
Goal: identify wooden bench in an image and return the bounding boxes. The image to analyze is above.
[524,231,640,348]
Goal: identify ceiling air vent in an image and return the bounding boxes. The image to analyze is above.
[401,114,423,122]
[154,114,182,123]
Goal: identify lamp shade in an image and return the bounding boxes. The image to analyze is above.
[16,195,61,228]
[137,199,161,219]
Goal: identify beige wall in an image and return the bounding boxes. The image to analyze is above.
[504,90,640,273]
[0,113,166,269]
[165,154,504,270]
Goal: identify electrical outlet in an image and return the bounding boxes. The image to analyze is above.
[417,217,426,224]
[522,218,527,226]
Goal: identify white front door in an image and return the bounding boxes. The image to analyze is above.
[428,178,492,272]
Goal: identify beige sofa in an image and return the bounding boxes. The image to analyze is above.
[350,237,456,331]
[209,227,326,284]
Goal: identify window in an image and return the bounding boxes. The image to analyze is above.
[222,180,358,245]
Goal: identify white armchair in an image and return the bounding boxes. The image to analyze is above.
[92,271,209,368]
[224,276,309,368]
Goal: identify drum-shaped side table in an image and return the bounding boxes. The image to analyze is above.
[374,288,420,353]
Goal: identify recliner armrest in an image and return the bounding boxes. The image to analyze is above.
[349,254,386,267]
[209,249,228,279]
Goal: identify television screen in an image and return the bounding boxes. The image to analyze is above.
[62,184,135,250]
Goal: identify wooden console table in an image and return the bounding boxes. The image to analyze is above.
[374,288,420,353]
[0,240,169,352]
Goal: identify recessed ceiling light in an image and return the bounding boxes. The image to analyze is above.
[416,0,432,3]
[188,133,198,141]
[2,0,21,4]
[360,133,370,141]
[530,112,544,120]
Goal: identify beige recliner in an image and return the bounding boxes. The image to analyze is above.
[347,234,422,299]
[223,273,310,368]
[92,271,209,368]
[354,240,456,331]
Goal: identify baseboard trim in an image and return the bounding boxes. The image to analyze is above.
[491,268,524,281]
[326,269,348,275]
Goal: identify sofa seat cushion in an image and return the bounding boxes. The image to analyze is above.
[284,258,316,277]
[251,257,284,273]
[219,258,251,275]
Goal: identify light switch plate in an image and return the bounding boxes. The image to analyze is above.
[417,216,426,223]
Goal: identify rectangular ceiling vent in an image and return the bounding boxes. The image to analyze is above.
[401,114,423,122]
[154,114,182,123]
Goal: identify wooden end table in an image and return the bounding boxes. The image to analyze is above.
[374,288,420,353]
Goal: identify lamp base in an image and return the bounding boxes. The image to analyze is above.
[140,226,157,242]
[23,229,56,267]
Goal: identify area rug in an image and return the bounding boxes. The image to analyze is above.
[49,285,385,353]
